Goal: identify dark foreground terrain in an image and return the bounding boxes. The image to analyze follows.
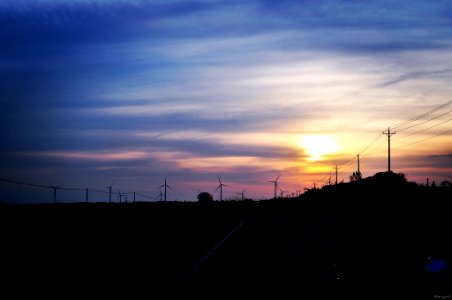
[2,172,451,299]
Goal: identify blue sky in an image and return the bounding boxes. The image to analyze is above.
[1,0,452,203]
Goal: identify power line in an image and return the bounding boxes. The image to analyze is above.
[391,99,452,130]
[0,177,155,203]
[336,133,383,168]
[342,101,452,167]
[0,177,50,189]
[393,128,452,151]
[359,133,384,155]
[397,117,452,141]
[395,108,452,133]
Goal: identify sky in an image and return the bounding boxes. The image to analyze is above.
[1,0,452,203]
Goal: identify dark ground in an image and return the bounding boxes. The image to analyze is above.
[2,173,451,299]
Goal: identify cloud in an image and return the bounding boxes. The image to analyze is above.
[1,0,452,202]
[379,68,452,87]
[429,153,452,159]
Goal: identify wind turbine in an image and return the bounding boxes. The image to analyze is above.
[268,174,281,199]
[216,177,228,201]
[279,187,288,198]
[236,188,246,201]
[107,180,116,203]
[117,189,124,203]
[117,190,128,203]
[154,186,163,202]
[160,176,172,202]
[49,184,63,203]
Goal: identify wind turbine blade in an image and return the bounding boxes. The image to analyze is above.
[276,174,281,181]
[218,176,222,184]
[167,185,173,190]
[216,185,221,191]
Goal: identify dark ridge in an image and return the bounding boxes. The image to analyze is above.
[2,172,451,299]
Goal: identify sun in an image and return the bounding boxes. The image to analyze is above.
[299,135,340,161]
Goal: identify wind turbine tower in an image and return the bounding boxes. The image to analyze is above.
[160,176,172,202]
[279,187,288,198]
[50,184,63,203]
[268,175,281,199]
[236,189,246,201]
[107,181,115,203]
[216,177,228,201]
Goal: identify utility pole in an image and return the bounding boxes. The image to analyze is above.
[383,127,396,172]
[357,154,360,174]
[335,165,338,185]
[133,192,136,203]
[86,188,89,203]
[328,173,331,185]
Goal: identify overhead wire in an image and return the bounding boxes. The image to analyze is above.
[393,128,452,151]
[395,108,452,133]
[0,177,156,202]
[396,117,452,142]
[390,99,452,130]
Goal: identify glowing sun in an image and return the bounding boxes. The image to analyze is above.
[299,135,340,161]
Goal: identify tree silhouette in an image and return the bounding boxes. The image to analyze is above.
[349,171,362,182]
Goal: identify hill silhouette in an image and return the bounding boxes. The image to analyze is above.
[2,172,451,299]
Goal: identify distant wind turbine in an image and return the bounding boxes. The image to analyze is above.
[154,186,163,201]
[107,180,116,203]
[279,187,288,198]
[236,188,246,201]
[50,184,63,203]
[268,175,281,199]
[216,177,228,201]
[160,176,172,202]
[117,189,128,203]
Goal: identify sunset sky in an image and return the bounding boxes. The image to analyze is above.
[1,0,451,203]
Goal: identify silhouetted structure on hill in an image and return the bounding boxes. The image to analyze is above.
[2,172,451,299]
[197,192,214,203]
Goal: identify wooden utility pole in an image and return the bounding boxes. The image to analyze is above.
[335,165,338,185]
[357,154,360,174]
[383,127,396,172]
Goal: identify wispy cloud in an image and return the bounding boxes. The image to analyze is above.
[379,67,452,87]
[1,0,452,201]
